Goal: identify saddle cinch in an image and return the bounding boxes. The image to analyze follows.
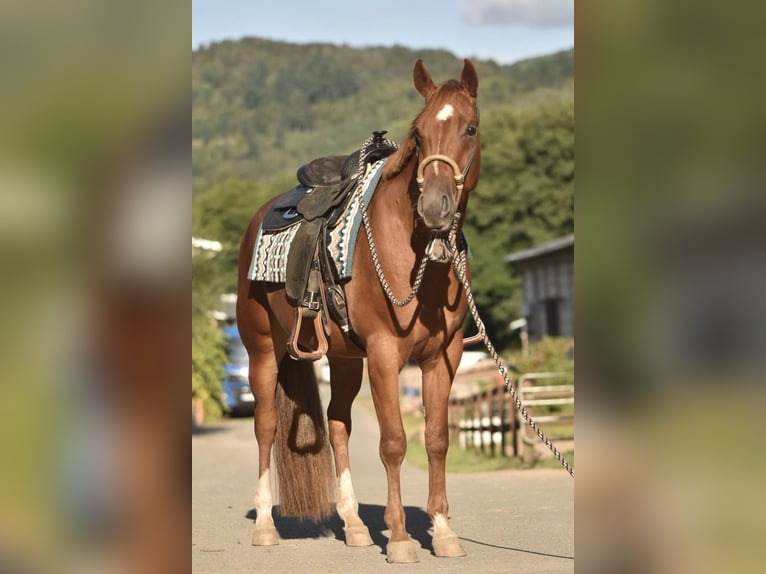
[260,131,397,361]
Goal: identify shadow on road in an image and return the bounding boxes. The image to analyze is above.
[245,503,433,555]
[191,424,229,436]
[241,507,573,561]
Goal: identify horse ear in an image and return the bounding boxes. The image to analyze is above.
[461,59,478,98]
[413,59,437,99]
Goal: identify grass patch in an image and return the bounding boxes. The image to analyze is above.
[356,395,573,472]
[526,422,574,440]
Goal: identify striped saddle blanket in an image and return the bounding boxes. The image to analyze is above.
[247,158,388,283]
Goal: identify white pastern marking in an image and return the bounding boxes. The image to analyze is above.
[337,469,359,519]
[436,104,454,121]
[433,513,456,537]
[339,469,355,499]
[254,469,272,515]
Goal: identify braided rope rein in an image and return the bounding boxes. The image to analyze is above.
[447,215,574,479]
[360,197,430,307]
[360,199,574,478]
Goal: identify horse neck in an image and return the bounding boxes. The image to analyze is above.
[369,158,429,254]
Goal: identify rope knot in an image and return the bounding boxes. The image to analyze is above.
[425,236,453,263]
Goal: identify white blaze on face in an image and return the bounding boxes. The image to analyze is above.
[432,104,455,175]
[436,104,454,121]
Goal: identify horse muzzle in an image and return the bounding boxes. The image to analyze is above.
[417,190,455,232]
[416,154,465,232]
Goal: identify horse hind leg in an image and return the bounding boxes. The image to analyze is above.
[250,337,282,546]
[250,350,281,544]
[253,471,278,546]
[238,295,282,546]
[326,358,373,547]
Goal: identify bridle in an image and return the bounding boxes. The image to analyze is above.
[415,143,477,206]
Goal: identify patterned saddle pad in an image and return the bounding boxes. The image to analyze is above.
[247,158,388,283]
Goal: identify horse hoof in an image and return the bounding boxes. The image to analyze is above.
[252,526,279,546]
[344,525,373,547]
[432,534,466,557]
[386,539,419,563]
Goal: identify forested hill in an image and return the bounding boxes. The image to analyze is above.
[192,38,573,348]
[192,38,573,193]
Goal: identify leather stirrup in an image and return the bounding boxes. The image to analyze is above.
[287,307,328,361]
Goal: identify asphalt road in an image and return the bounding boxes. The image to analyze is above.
[192,384,574,573]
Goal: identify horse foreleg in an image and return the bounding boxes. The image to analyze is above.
[367,345,419,563]
[420,337,466,558]
[327,357,373,547]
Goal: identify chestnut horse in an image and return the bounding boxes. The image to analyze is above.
[236,59,481,563]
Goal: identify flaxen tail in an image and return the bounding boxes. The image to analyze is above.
[273,357,336,520]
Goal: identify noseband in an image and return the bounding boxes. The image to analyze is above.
[415,145,476,203]
[412,144,477,262]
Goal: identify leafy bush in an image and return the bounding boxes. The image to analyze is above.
[191,309,227,422]
[510,336,574,377]
[192,250,229,423]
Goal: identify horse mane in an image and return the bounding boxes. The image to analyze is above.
[382,128,417,180]
[382,80,474,182]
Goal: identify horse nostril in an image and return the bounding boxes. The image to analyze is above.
[440,195,450,218]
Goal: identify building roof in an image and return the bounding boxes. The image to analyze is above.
[504,234,574,264]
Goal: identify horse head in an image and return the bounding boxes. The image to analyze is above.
[410,59,481,233]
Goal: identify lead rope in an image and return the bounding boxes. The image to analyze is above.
[360,199,430,307]
[448,213,574,479]
[362,198,574,478]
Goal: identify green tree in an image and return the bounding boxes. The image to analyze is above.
[192,38,573,192]
[191,297,227,422]
[192,178,276,294]
[192,251,228,422]
[191,177,278,421]
[191,39,574,365]
[464,99,574,348]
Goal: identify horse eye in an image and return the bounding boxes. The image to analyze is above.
[465,125,477,136]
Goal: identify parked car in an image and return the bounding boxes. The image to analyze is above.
[221,325,255,416]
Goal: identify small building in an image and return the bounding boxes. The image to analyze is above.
[505,234,574,339]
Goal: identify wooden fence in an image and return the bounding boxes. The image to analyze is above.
[447,371,574,461]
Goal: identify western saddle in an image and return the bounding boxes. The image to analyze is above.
[261,131,397,361]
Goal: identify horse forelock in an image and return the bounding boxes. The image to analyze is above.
[422,80,477,123]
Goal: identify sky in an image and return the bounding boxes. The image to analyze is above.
[192,0,573,65]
